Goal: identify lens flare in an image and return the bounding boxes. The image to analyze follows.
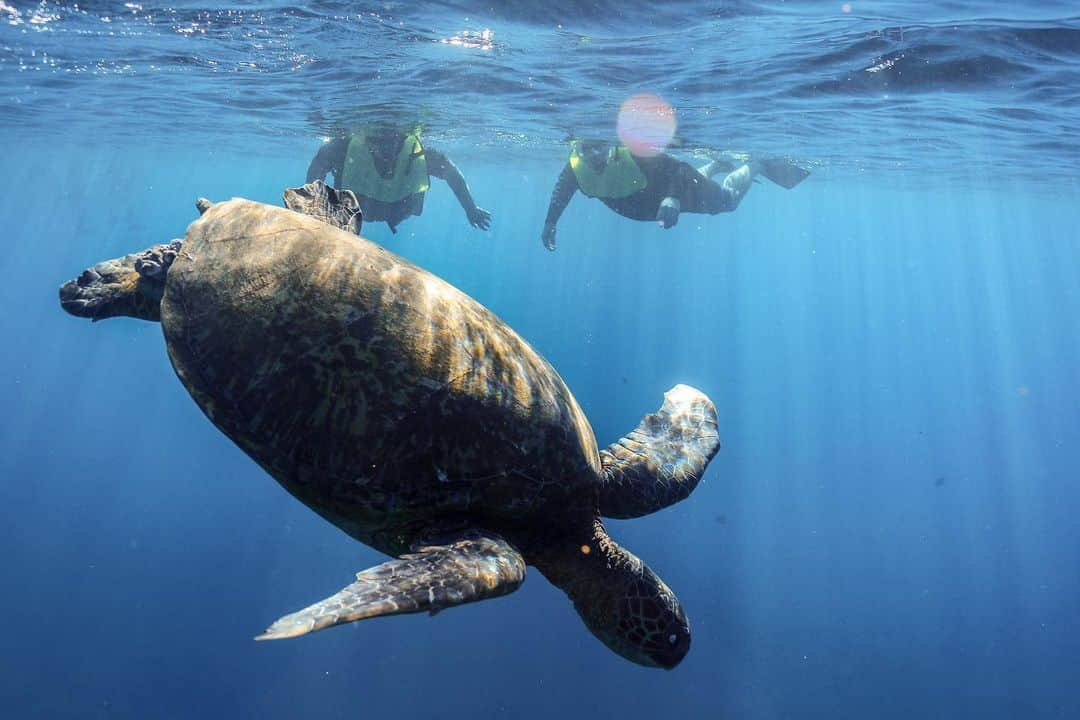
[616,93,676,157]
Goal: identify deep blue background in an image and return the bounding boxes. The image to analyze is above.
[2,141,1078,718]
[3,0,1080,717]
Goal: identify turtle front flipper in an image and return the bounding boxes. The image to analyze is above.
[256,530,525,641]
[598,384,720,519]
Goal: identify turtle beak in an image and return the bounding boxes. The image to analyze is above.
[59,254,160,322]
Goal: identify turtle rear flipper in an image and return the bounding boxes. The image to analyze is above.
[255,530,525,641]
[282,180,362,235]
[598,384,720,519]
[59,240,182,322]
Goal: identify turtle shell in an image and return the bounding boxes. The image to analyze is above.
[160,199,600,551]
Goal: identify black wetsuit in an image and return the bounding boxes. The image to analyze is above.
[543,153,738,227]
[307,136,482,232]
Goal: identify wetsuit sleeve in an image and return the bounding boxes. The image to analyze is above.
[426,148,481,213]
[306,137,348,185]
[647,154,686,204]
[543,163,579,228]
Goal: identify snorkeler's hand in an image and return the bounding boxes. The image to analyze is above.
[657,197,681,229]
[468,206,492,230]
[541,222,557,252]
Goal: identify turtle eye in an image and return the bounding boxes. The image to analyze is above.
[668,633,677,645]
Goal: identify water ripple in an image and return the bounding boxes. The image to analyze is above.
[1,0,1078,183]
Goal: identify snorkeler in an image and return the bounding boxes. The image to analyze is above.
[540,140,809,251]
[307,127,492,233]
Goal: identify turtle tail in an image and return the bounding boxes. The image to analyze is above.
[597,384,720,519]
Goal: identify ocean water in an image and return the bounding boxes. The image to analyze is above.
[2,1,1079,718]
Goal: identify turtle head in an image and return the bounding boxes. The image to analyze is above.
[533,519,692,669]
[591,561,691,669]
[59,240,182,322]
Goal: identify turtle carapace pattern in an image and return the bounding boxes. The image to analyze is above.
[58,182,721,669]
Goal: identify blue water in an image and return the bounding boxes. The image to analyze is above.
[3,1,1079,718]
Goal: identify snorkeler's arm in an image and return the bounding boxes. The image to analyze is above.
[654,155,686,228]
[427,149,491,230]
[541,164,578,250]
[306,137,349,184]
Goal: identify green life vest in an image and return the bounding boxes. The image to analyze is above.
[568,141,647,199]
[340,132,430,203]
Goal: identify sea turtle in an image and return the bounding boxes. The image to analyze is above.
[59,182,720,669]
